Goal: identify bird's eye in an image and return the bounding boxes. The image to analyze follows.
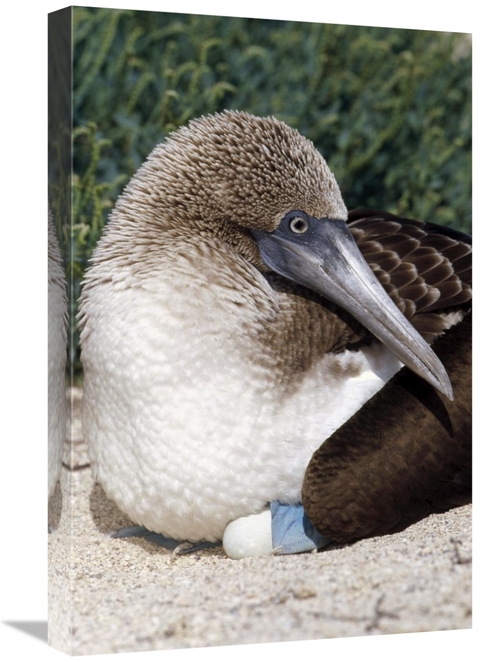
[289,216,310,234]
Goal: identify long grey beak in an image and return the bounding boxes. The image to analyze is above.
[252,216,453,400]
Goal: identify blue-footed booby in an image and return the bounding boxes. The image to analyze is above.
[48,205,68,499]
[78,111,471,557]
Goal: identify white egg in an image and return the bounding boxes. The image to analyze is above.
[223,509,273,559]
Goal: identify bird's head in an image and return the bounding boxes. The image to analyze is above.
[107,110,453,400]
[130,110,347,230]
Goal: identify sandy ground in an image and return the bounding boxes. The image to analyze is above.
[47,388,472,656]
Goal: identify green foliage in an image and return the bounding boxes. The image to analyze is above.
[72,6,472,280]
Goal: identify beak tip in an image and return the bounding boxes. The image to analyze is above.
[438,376,454,402]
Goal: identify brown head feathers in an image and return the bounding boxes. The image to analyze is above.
[113,111,347,234]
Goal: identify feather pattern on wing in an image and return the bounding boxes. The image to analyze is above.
[345,209,472,344]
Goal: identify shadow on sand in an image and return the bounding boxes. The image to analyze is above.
[3,621,48,642]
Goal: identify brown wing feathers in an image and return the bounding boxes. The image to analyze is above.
[347,209,472,343]
[302,311,472,544]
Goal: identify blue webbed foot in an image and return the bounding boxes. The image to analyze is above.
[270,501,332,554]
[111,525,221,554]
